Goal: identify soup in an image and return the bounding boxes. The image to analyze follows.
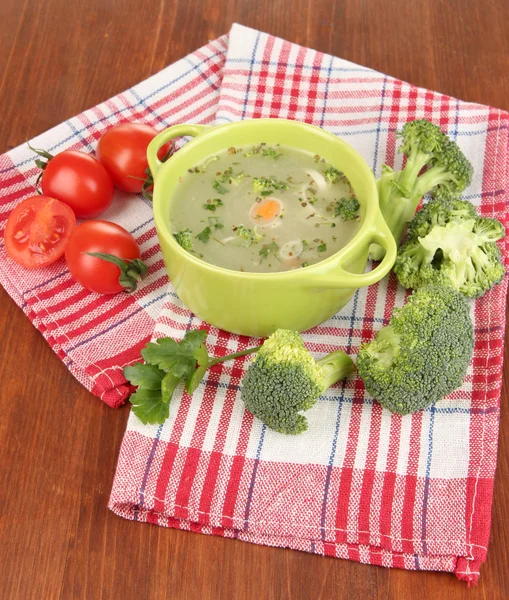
[169,143,361,273]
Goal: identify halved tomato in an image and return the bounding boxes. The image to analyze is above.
[4,195,76,268]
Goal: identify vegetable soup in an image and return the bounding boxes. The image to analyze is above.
[170,143,361,273]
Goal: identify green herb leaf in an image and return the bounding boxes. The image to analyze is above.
[212,180,229,194]
[84,252,149,292]
[259,241,280,258]
[193,343,209,366]
[218,166,233,182]
[161,372,181,403]
[185,343,210,393]
[129,388,170,425]
[185,363,208,394]
[196,226,212,243]
[125,329,265,425]
[262,147,282,159]
[203,198,224,211]
[124,363,165,389]
[208,216,224,230]
[141,330,208,378]
[317,241,327,253]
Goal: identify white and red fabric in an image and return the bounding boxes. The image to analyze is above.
[1,24,507,584]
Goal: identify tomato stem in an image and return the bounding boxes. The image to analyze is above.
[140,143,175,201]
[83,252,149,293]
[28,142,55,189]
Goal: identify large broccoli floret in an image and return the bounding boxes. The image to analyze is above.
[394,198,505,297]
[356,285,474,414]
[241,329,354,434]
[173,228,194,252]
[370,119,473,260]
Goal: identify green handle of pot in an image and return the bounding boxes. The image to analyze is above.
[312,212,397,288]
[147,124,207,178]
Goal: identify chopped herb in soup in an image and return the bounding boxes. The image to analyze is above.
[170,144,360,273]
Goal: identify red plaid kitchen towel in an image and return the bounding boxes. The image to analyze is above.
[108,25,509,584]
[1,23,507,583]
[0,35,228,407]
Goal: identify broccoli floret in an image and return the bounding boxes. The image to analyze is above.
[331,197,360,221]
[252,177,289,195]
[356,285,473,414]
[234,225,263,247]
[173,228,193,252]
[241,330,354,434]
[394,198,505,297]
[370,119,473,260]
[324,164,347,184]
[406,197,477,240]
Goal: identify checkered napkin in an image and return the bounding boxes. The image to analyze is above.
[1,24,507,584]
[0,35,228,407]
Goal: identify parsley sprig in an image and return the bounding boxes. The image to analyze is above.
[124,330,262,424]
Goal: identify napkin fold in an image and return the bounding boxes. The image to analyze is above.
[1,23,507,584]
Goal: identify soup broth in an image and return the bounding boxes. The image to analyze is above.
[169,143,361,273]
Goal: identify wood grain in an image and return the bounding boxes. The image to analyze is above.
[1,0,508,598]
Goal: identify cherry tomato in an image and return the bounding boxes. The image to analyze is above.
[96,123,171,193]
[41,150,115,218]
[4,195,76,268]
[65,220,141,294]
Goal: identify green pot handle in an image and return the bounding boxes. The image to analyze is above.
[147,124,207,179]
[312,213,397,289]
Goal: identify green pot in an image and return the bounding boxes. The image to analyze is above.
[147,119,396,337]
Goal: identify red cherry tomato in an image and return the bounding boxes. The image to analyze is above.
[41,151,115,218]
[96,123,170,193]
[65,220,141,294]
[4,195,76,268]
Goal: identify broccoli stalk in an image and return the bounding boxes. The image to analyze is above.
[241,330,354,434]
[316,351,355,389]
[356,285,474,414]
[394,198,505,297]
[370,119,473,260]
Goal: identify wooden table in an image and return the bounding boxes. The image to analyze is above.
[1,1,508,598]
